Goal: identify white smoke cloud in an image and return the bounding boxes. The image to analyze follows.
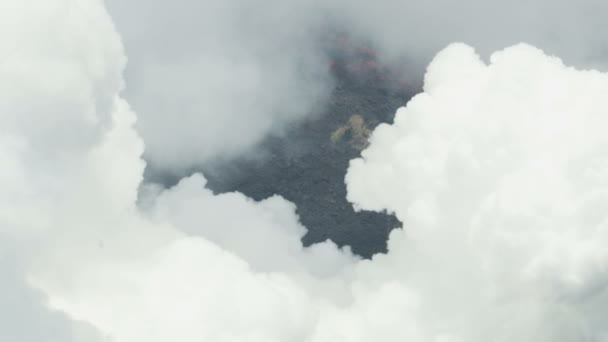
[0,1,127,341]
[141,174,356,275]
[102,0,608,177]
[5,0,608,341]
[346,43,608,340]
[1,2,351,341]
[0,245,104,342]
[104,0,333,175]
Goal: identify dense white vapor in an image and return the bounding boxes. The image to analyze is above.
[0,246,103,342]
[141,175,356,275]
[346,43,608,340]
[1,2,351,342]
[104,0,332,174]
[104,0,608,177]
[6,0,608,341]
[0,1,124,341]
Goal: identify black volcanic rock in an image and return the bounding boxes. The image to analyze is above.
[203,41,416,258]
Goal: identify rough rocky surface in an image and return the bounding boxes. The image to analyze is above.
[202,41,417,258]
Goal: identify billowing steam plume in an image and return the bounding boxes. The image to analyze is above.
[3,1,608,342]
[104,0,608,176]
